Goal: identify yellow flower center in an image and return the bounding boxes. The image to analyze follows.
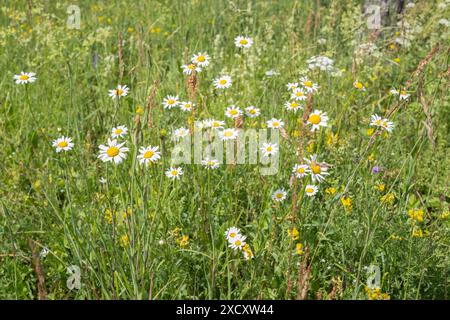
[171,170,178,176]
[249,109,256,114]
[272,122,279,127]
[306,187,314,193]
[266,146,273,152]
[116,89,124,96]
[224,131,233,137]
[212,122,220,128]
[19,75,30,81]
[57,141,68,148]
[311,164,321,174]
[308,114,321,125]
[235,240,241,246]
[296,91,304,97]
[114,129,123,135]
[184,104,191,109]
[230,109,238,115]
[107,146,120,157]
[400,90,407,95]
[355,82,363,89]
[276,193,283,199]
[229,232,236,238]
[239,39,248,45]
[197,55,205,62]
[304,80,313,87]
[188,64,195,69]
[219,79,227,85]
[297,167,305,174]
[143,150,154,159]
[168,99,175,105]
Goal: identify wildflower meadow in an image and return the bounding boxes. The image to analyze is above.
[0,0,449,301]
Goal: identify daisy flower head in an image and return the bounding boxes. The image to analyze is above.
[260,142,278,157]
[229,234,246,250]
[399,89,410,100]
[165,167,183,180]
[52,136,74,153]
[286,82,299,91]
[284,100,303,112]
[98,139,129,164]
[305,184,319,197]
[201,157,220,169]
[14,71,36,84]
[245,106,260,118]
[111,125,128,139]
[191,52,210,67]
[108,84,129,99]
[162,95,180,109]
[213,75,232,89]
[172,127,190,141]
[220,128,239,141]
[292,164,310,178]
[234,36,253,49]
[353,81,366,91]
[272,189,287,202]
[299,76,319,93]
[304,154,330,183]
[180,101,195,112]
[181,63,201,75]
[225,105,243,119]
[243,247,254,260]
[291,88,307,101]
[225,227,241,242]
[267,118,284,129]
[137,145,161,165]
[381,118,394,133]
[370,114,383,127]
[389,88,399,95]
[206,119,225,130]
[307,110,328,131]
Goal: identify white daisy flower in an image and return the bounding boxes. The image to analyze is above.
[180,101,195,112]
[260,142,278,157]
[225,105,243,119]
[52,136,74,153]
[225,227,241,243]
[292,164,310,178]
[205,119,225,130]
[172,127,190,141]
[284,101,303,112]
[370,114,383,127]
[390,88,399,95]
[291,88,307,101]
[14,72,36,84]
[286,82,299,91]
[272,189,287,202]
[191,52,210,67]
[267,118,284,129]
[165,167,183,180]
[99,177,107,184]
[108,85,129,99]
[181,63,201,75]
[305,185,318,197]
[219,128,239,140]
[399,89,410,100]
[307,110,328,131]
[137,145,161,165]
[381,119,395,133]
[245,106,260,118]
[229,234,246,250]
[299,76,319,93]
[243,249,254,260]
[213,75,232,89]
[111,125,128,139]
[304,154,330,183]
[162,95,180,109]
[201,158,220,169]
[234,36,253,48]
[98,139,129,164]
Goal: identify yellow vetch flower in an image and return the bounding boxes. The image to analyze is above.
[287,227,299,241]
[136,105,144,115]
[341,197,353,212]
[296,243,304,255]
[325,187,336,195]
[365,286,390,300]
[176,235,189,247]
[408,209,424,223]
[366,128,374,136]
[120,234,130,247]
[439,211,449,220]
[374,184,385,192]
[380,193,395,206]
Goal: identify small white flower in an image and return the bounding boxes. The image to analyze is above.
[172,127,190,141]
[180,101,195,112]
[260,142,278,157]
[98,139,129,164]
[181,63,201,75]
[292,164,310,178]
[229,234,246,250]
[14,71,36,84]
[111,125,128,139]
[267,118,284,129]
[220,128,239,140]
[213,75,232,89]
[225,105,243,119]
[225,227,241,243]
[307,110,328,132]
[137,145,161,165]
[108,85,129,99]
[299,76,319,93]
[52,136,74,153]
[201,158,220,169]
[291,88,307,101]
[191,52,210,67]
[165,167,183,180]
[205,119,225,129]
[234,36,253,48]
[286,82,299,91]
[399,89,410,100]
[305,184,318,197]
[305,154,330,183]
[99,177,107,184]
[162,95,180,109]
[272,189,287,202]
[284,100,302,112]
[245,106,260,118]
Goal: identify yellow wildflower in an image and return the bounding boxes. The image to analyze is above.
[287,227,299,241]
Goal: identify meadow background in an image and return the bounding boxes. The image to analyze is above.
[0,0,449,300]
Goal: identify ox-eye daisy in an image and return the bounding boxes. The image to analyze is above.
[111,125,128,138]
[52,136,74,153]
[220,128,239,140]
[181,63,201,75]
[272,189,287,202]
[261,142,278,157]
[299,76,319,93]
[370,114,383,127]
[108,85,129,99]
[225,105,243,119]
[98,139,129,164]
[162,95,180,109]
[225,227,241,243]
[267,118,284,129]
[305,154,330,183]
[165,167,183,180]
[229,234,246,250]
[191,52,210,67]
[305,184,318,197]
[284,100,302,112]
[245,106,260,118]
[399,89,410,100]
[292,164,310,178]
[381,119,394,133]
[307,110,328,131]
[201,158,220,169]
[286,82,299,91]
[172,127,190,141]
[370,114,394,132]
[137,145,161,165]
[234,36,253,48]
[180,101,194,112]
[14,72,36,84]
[291,88,307,101]
[205,119,225,129]
[213,75,232,89]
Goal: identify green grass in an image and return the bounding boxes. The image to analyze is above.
[0,0,449,300]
